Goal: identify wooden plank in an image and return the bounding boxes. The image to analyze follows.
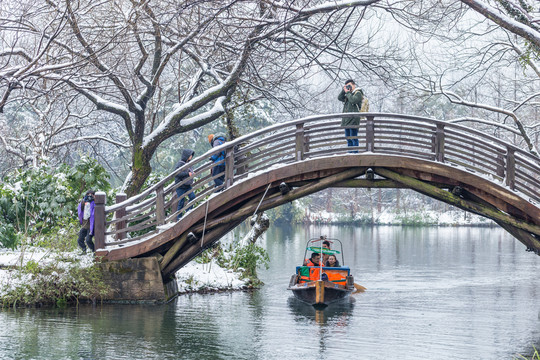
[94,192,106,250]
[295,123,305,161]
[506,147,516,190]
[445,131,506,156]
[160,232,189,270]
[445,146,500,173]
[225,147,235,189]
[374,119,435,130]
[236,129,295,153]
[434,123,445,162]
[445,128,506,154]
[155,186,165,226]
[105,228,160,246]
[366,116,375,152]
[106,215,156,235]
[115,193,127,241]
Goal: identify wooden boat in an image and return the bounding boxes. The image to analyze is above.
[287,237,355,307]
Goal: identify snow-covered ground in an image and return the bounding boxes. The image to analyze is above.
[0,249,95,297]
[0,249,248,299]
[175,259,248,293]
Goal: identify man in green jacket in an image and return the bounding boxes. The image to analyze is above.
[338,79,364,153]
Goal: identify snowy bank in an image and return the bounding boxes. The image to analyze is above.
[175,259,249,294]
[0,249,249,300]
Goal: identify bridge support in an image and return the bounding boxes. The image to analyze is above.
[97,257,178,303]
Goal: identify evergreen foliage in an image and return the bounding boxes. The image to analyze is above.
[0,157,112,248]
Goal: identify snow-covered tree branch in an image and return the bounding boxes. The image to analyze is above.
[0,0,387,195]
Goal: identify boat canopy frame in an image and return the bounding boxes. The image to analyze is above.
[302,237,345,266]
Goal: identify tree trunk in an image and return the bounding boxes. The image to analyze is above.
[326,188,333,213]
[125,145,153,197]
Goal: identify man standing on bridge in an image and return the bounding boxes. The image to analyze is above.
[338,79,366,153]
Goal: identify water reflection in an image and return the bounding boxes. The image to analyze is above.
[287,297,355,326]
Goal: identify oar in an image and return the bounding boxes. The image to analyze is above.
[353,283,366,293]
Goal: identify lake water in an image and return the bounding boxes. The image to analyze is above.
[0,225,539,359]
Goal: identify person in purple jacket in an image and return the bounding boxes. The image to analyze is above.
[77,190,95,254]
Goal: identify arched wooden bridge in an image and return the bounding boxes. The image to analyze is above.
[92,113,540,279]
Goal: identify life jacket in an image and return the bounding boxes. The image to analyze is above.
[325,270,347,285]
[298,259,322,283]
[305,259,323,281]
[309,267,321,281]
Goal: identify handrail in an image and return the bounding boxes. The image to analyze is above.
[97,113,540,249]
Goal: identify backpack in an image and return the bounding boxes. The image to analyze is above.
[360,96,369,112]
[354,90,369,112]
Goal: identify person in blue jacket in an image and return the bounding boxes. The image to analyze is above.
[208,133,226,188]
[174,149,195,220]
[77,190,95,254]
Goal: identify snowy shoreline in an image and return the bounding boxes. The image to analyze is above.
[0,249,250,301]
[301,209,495,226]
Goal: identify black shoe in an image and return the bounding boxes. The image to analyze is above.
[79,249,87,255]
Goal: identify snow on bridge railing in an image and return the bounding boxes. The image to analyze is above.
[92,113,540,250]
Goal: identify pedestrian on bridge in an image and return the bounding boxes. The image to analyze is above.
[208,133,226,189]
[174,149,195,220]
[77,190,95,255]
[338,79,367,153]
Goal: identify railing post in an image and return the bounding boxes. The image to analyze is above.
[94,191,106,250]
[236,144,247,176]
[496,153,505,178]
[434,123,445,162]
[224,147,235,189]
[155,185,165,226]
[115,193,127,241]
[295,123,305,161]
[366,116,375,152]
[506,147,516,190]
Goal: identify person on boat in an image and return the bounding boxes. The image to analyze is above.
[322,239,331,264]
[325,254,340,267]
[305,252,322,267]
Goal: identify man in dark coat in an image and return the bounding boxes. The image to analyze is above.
[174,149,195,220]
[338,79,364,152]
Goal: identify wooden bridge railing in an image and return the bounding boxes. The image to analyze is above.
[93,113,540,250]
